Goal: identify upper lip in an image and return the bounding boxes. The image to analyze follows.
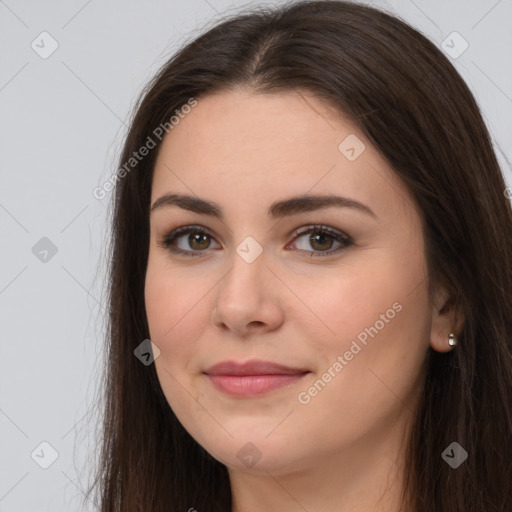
[204,359,309,376]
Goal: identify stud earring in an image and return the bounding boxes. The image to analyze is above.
[448,332,457,348]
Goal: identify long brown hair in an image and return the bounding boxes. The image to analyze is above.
[85,1,512,510]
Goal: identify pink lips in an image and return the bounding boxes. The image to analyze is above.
[204,360,309,397]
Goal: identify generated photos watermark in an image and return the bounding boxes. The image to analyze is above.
[297,301,403,405]
[93,97,198,200]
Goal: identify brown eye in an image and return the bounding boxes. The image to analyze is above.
[158,226,220,256]
[158,224,352,258]
[308,232,335,251]
[187,233,211,250]
[290,225,353,257]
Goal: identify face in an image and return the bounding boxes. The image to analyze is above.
[144,88,443,476]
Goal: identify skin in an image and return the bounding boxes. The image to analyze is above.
[144,88,460,512]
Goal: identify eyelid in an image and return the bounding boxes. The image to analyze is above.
[157,225,219,257]
[290,224,352,243]
[287,224,353,257]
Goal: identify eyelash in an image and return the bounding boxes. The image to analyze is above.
[157,224,353,258]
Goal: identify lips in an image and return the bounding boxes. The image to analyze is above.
[205,360,308,376]
[204,360,310,397]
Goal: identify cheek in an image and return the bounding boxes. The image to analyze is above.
[295,250,431,417]
[287,285,429,460]
[145,266,211,436]
[290,261,410,357]
[297,243,430,378]
[144,263,206,368]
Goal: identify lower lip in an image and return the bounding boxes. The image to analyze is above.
[206,373,308,397]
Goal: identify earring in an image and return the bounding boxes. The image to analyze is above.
[448,332,457,348]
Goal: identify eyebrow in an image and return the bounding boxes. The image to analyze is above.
[150,193,376,219]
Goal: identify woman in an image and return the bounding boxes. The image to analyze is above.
[87,1,512,510]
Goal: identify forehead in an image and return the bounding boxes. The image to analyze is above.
[150,89,412,222]
[154,89,348,173]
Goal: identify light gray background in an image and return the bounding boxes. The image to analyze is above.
[0,0,510,511]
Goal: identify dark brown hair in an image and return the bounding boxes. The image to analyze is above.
[86,1,512,510]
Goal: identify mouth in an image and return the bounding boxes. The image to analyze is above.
[203,359,310,397]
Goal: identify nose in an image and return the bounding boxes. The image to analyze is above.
[211,246,285,337]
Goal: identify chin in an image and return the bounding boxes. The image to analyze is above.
[194,430,307,475]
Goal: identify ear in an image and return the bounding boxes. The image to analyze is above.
[429,283,465,353]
